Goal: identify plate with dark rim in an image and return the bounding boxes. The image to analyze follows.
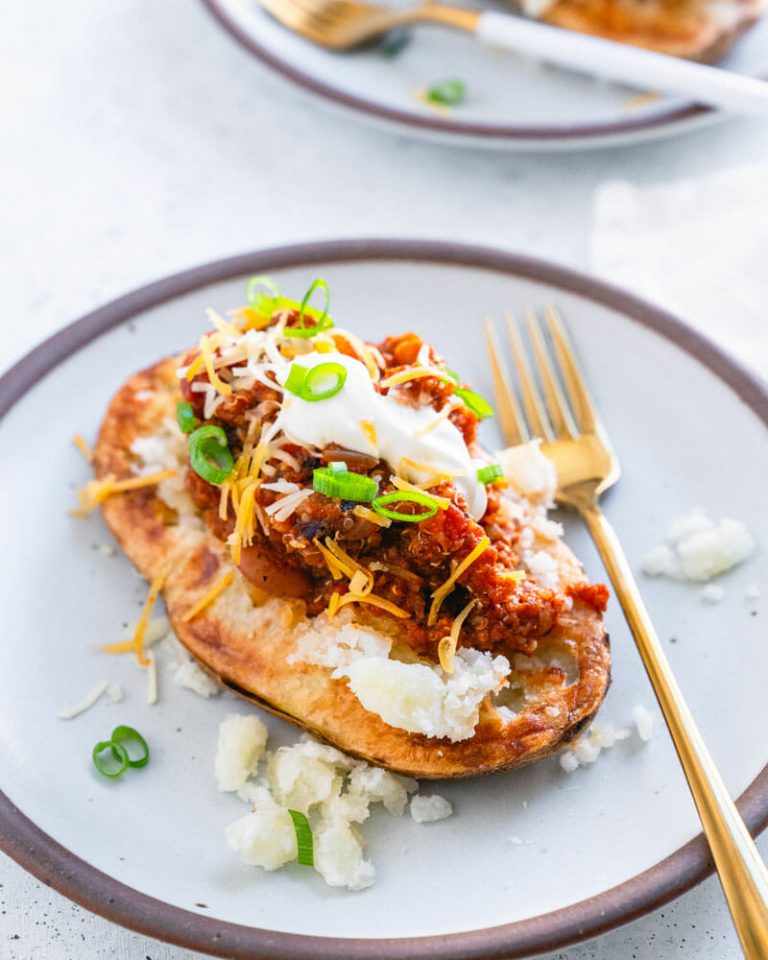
[203,0,768,151]
[1,239,766,959]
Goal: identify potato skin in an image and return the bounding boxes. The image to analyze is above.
[94,357,611,779]
[511,0,763,62]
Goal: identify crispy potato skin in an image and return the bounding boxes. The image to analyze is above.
[513,0,762,62]
[94,357,611,779]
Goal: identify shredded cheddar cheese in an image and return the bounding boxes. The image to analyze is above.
[73,433,92,461]
[412,401,460,439]
[218,481,230,521]
[352,505,392,528]
[199,333,233,396]
[102,571,168,666]
[329,592,410,620]
[182,570,234,622]
[71,469,176,516]
[360,419,378,449]
[231,306,272,331]
[349,570,373,597]
[379,366,452,389]
[428,536,490,626]
[499,570,526,582]
[438,598,478,674]
[390,476,450,509]
[313,538,346,580]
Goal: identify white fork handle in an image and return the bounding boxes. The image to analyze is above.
[475,11,768,116]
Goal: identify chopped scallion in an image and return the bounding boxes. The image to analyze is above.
[176,401,199,434]
[284,362,347,402]
[371,490,439,522]
[313,467,378,502]
[455,386,494,419]
[110,725,150,768]
[425,79,466,107]
[92,740,130,779]
[188,425,234,485]
[477,463,503,485]
[287,809,314,866]
[283,278,334,338]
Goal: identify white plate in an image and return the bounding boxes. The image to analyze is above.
[1,240,766,959]
[204,0,768,150]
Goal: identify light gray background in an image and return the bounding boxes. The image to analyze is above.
[1,1,766,957]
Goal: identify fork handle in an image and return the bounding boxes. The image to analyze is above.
[581,503,768,957]
[472,11,768,117]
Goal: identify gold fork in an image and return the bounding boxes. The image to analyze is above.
[486,306,768,958]
[261,0,478,50]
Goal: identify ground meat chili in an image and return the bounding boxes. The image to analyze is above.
[181,322,605,663]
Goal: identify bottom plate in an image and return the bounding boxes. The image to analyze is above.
[1,239,766,959]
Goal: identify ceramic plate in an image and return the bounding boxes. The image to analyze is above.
[1,240,766,960]
[204,0,768,150]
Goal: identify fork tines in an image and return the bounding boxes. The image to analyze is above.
[483,305,601,449]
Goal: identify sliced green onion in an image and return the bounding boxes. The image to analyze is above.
[110,725,150,768]
[287,809,314,866]
[328,461,348,476]
[246,274,281,316]
[284,278,334,338]
[444,368,460,384]
[284,364,309,396]
[188,425,234,485]
[371,490,439,522]
[455,387,494,419]
[284,362,347,402]
[92,740,129,779]
[176,401,199,434]
[425,79,466,107]
[477,463,504,485]
[313,467,378,502]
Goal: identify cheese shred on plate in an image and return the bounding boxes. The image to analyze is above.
[437,598,478,674]
[71,469,177,516]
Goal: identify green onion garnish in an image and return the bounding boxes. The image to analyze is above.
[188,425,234,485]
[110,725,150,768]
[425,79,466,107]
[176,401,199,434]
[287,809,314,866]
[246,274,281,316]
[371,490,439,522]
[313,467,378,502]
[455,387,494,419]
[284,361,347,402]
[477,463,503,485]
[283,278,334,339]
[328,461,348,476]
[92,739,130,779]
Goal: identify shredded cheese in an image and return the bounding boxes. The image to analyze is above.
[58,680,110,720]
[73,433,92,461]
[314,538,346,580]
[200,333,233,396]
[219,481,231,521]
[322,537,370,581]
[330,592,410,620]
[182,570,234,622]
[438,599,478,674]
[228,480,259,565]
[367,561,422,584]
[207,308,241,339]
[499,570,526,582]
[390,476,450,510]
[349,570,374,596]
[147,653,158,704]
[99,572,168,665]
[428,536,490,626]
[352,505,392,528]
[379,366,452,389]
[412,401,460,439]
[360,420,378,449]
[71,469,177,516]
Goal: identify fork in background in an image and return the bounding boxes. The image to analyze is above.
[485,306,768,959]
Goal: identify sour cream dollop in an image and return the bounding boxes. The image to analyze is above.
[275,352,487,519]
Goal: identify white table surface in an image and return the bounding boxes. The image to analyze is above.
[1,1,766,957]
